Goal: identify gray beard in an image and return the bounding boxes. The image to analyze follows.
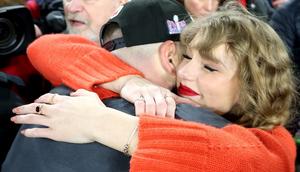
[66,26,99,44]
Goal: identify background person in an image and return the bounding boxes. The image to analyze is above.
[63,0,128,42]
[177,0,225,17]
[177,0,275,21]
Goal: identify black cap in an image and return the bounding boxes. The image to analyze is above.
[100,0,190,49]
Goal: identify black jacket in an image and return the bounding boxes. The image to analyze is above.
[270,0,300,73]
[0,72,24,165]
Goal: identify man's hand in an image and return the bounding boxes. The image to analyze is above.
[100,75,177,118]
[120,77,177,118]
[100,75,199,118]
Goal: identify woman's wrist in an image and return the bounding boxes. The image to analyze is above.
[92,107,139,155]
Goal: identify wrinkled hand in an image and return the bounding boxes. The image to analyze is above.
[120,77,177,118]
[11,89,106,143]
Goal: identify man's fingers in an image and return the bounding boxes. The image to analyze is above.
[21,128,52,139]
[134,99,145,116]
[153,93,167,117]
[143,92,156,115]
[11,114,49,126]
[165,96,176,118]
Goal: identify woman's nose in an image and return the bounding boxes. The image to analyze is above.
[177,61,197,81]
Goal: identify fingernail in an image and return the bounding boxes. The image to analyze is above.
[12,108,17,113]
[10,117,15,122]
[20,130,25,135]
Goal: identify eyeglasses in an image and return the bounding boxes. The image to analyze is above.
[101,37,126,52]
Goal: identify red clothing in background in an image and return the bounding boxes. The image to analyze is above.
[239,0,247,7]
[26,0,40,20]
[1,55,37,83]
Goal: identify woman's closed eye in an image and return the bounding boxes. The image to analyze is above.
[204,65,218,72]
[182,54,192,60]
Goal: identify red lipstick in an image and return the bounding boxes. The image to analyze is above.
[178,83,199,96]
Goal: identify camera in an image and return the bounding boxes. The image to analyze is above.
[0,5,35,58]
[39,0,66,33]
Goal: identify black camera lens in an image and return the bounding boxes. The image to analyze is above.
[0,16,24,57]
[0,18,17,49]
[0,6,35,58]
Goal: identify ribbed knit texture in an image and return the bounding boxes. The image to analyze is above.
[131,115,296,172]
[27,34,142,99]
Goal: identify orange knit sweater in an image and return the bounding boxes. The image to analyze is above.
[27,34,142,99]
[27,34,296,171]
[132,116,296,172]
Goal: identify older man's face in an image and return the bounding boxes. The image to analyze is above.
[63,0,125,43]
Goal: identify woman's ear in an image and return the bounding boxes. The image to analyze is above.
[158,40,178,75]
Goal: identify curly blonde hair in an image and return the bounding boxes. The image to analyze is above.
[180,3,298,130]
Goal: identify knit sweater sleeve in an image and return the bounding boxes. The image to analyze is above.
[130,115,296,172]
[27,34,142,98]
